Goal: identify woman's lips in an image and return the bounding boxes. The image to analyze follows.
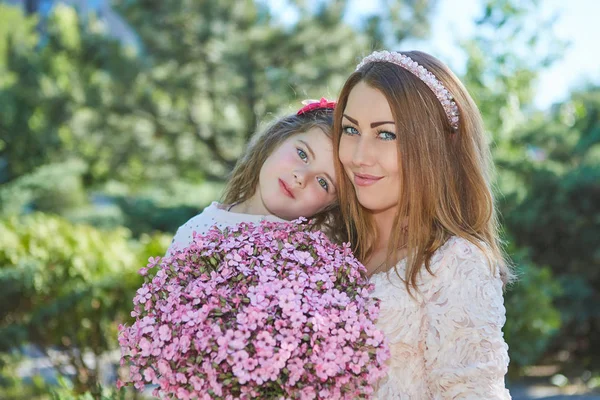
[279,179,295,198]
[353,173,383,187]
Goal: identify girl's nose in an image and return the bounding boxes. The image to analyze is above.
[293,170,307,188]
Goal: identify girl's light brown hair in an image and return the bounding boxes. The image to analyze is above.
[223,109,345,242]
[333,50,513,291]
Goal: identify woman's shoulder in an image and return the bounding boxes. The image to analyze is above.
[430,236,497,280]
[436,236,487,258]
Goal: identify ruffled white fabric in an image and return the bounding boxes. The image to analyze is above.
[370,237,511,399]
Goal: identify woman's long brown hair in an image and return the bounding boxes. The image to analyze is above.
[333,51,513,292]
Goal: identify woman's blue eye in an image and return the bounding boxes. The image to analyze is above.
[342,125,359,136]
[378,130,397,141]
[297,148,308,161]
[317,177,329,192]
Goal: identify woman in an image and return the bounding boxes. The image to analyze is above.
[333,50,512,398]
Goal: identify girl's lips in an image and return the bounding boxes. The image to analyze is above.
[279,179,295,198]
[353,173,383,187]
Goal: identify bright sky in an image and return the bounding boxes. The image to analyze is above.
[380,0,600,110]
[268,0,600,110]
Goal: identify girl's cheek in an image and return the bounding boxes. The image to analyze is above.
[312,186,329,206]
[286,148,302,165]
[274,147,297,168]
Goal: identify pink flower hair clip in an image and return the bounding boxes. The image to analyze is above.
[296,97,336,116]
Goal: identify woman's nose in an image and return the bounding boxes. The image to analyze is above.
[352,137,376,167]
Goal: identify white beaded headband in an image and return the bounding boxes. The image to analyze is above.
[356,50,460,132]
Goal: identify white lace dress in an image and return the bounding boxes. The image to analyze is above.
[370,237,511,399]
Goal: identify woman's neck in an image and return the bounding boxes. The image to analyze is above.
[365,206,407,275]
[371,207,399,251]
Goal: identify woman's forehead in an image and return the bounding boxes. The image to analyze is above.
[345,82,393,123]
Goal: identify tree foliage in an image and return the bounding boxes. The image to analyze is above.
[0,212,170,393]
[503,86,600,369]
[461,0,599,371]
[0,0,598,395]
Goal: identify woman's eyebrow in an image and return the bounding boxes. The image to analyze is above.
[371,121,395,128]
[343,114,394,128]
[343,114,358,125]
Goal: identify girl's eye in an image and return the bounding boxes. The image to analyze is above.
[342,125,359,136]
[297,148,308,162]
[377,130,397,141]
[317,177,329,192]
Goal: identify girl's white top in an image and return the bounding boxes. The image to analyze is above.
[371,236,511,399]
[166,202,285,256]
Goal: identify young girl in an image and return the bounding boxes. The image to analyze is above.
[333,50,513,398]
[167,98,341,255]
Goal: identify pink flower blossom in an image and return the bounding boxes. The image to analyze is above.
[143,367,156,383]
[118,220,389,399]
[138,337,152,357]
[158,325,171,342]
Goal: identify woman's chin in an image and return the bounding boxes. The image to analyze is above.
[356,198,398,215]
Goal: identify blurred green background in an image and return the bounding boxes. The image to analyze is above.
[0,0,598,399]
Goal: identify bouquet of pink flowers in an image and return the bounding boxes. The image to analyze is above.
[118,220,389,399]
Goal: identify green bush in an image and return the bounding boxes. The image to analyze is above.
[49,377,128,400]
[504,249,562,374]
[501,88,600,369]
[0,212,170,394]
[0,160,88,217]
[109,181,223,236]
